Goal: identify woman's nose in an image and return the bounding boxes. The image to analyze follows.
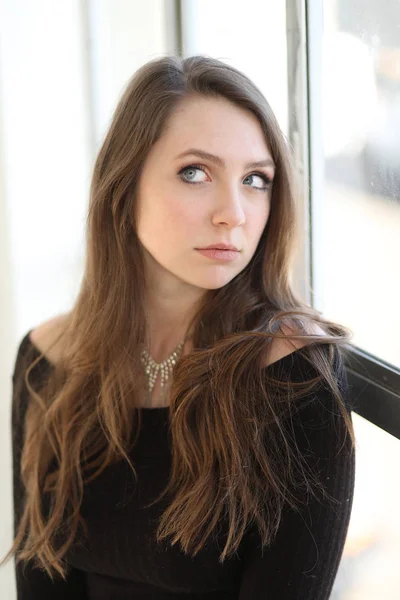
[211,186,246,227]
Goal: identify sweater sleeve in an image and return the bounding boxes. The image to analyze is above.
[11,332,88,600]
[239,347,356,599]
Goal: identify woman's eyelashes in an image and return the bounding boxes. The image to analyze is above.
[242,173,272,190]
[177,164,272,190]
[178,164,207,184]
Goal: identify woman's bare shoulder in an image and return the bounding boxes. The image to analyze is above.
[29,313,69,366]
[263,321,327,368]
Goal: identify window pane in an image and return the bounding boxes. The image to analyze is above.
[322,0,400,368]
[332,413,400,599]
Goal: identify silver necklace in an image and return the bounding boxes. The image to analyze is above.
[140,340,185,406]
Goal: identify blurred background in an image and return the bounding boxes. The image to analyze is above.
[0,1,399,598]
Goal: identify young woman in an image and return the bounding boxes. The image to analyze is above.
[4,55,356,599]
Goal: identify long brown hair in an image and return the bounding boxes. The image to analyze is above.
[3,55,356,580]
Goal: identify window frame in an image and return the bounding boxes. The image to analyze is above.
[289,0,400,439]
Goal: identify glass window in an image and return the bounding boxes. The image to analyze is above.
[321,0,400,369]
[332,414,400,599]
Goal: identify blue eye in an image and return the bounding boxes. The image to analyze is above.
[243,173,272,190]
[178,164,207,184]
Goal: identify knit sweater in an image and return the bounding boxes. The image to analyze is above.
[11,330,355,599]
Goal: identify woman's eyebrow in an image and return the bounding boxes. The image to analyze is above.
[176,148,275,171]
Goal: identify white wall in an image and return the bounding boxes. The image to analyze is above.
[0,1,91,596]
[0,1,170,597]
[180,0,288,137]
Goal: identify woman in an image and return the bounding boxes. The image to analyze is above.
[4,55,356,599]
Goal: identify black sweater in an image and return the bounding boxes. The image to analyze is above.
[12,331,355,599]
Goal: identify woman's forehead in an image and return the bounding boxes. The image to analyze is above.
[156,96,272,163]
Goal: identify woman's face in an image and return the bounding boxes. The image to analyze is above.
[135,94,275,291]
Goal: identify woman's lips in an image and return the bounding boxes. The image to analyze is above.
[195,248,240,261]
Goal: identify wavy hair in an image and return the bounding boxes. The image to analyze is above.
[3,55,356,580]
